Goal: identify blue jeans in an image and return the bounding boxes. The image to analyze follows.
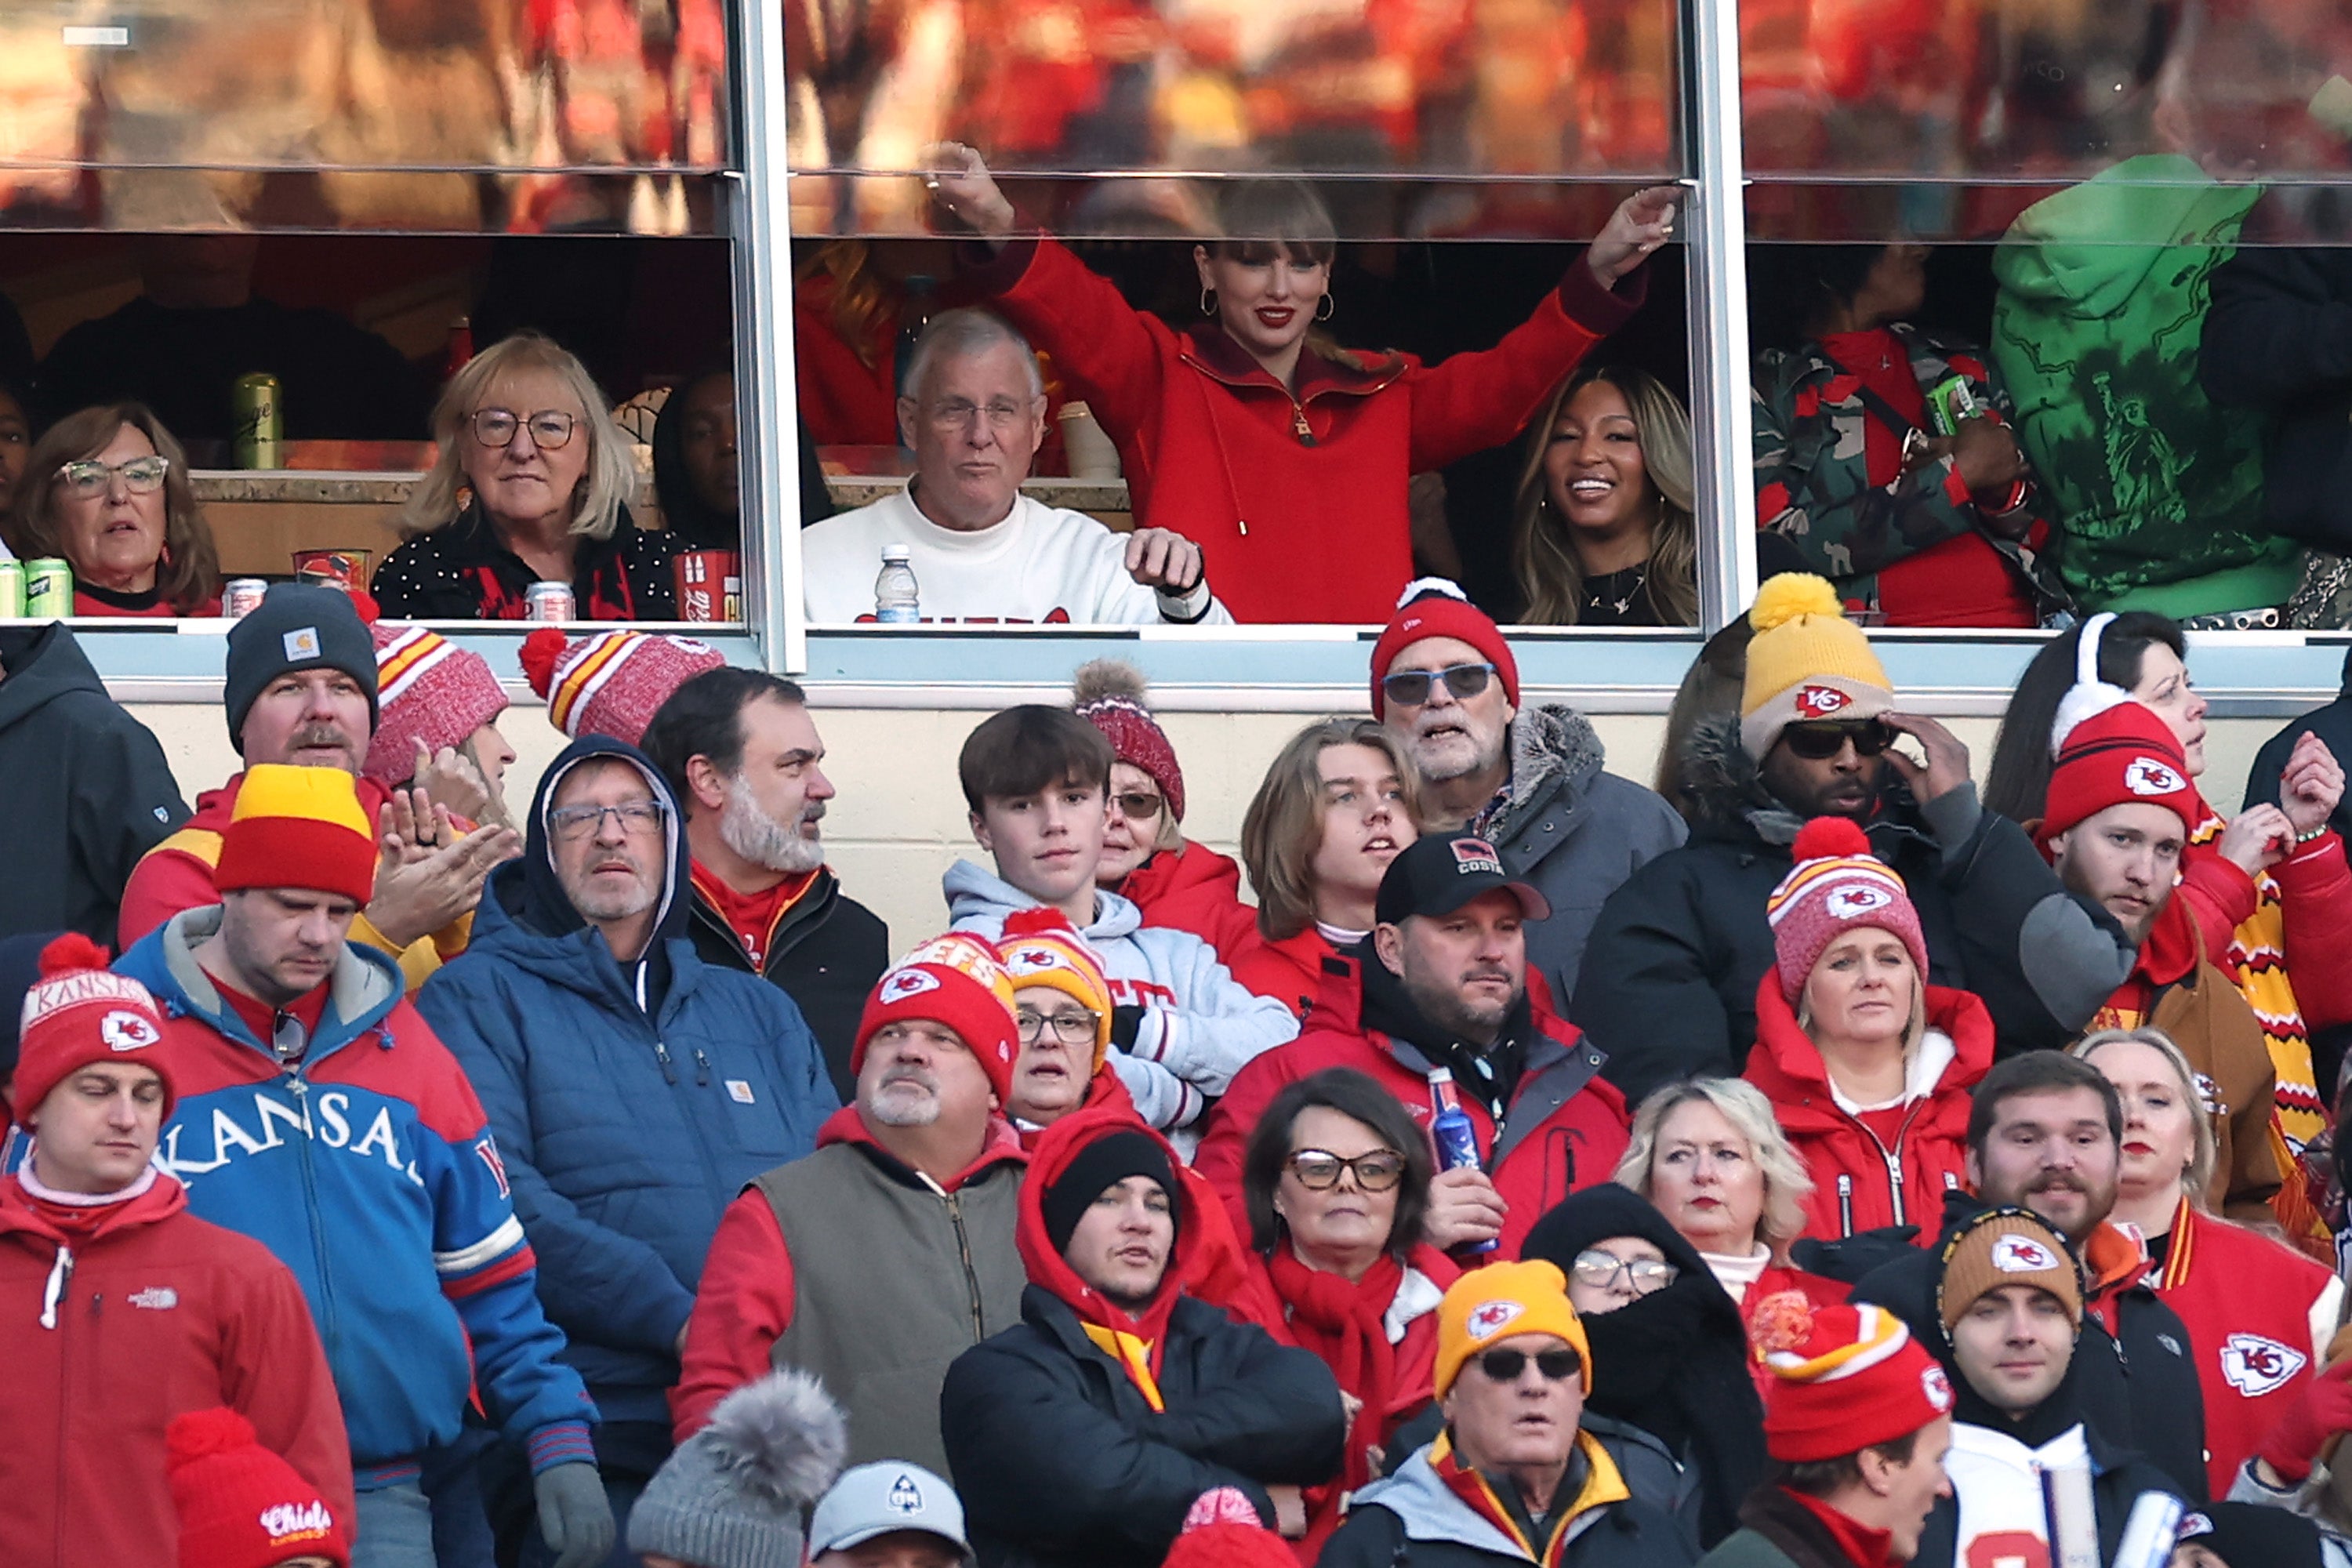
[350,1481,436,1568]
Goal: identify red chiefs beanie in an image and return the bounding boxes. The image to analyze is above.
[1072,660,1185,822]
[1753,1300,1953,1463]
[852,933,1022,1105]
[167,1407,347,1568]
[1763,818,1930,1004]
[521,627,724,748]
[2040,699,2199,848]
[10,933,174,1129]
[363,621,510,787]
[1370,579,1519,720]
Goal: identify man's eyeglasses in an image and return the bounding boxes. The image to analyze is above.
[1380,662,1496,708]
[1112,791,1165,822]
[1780,719,1893,760]
[547,800,666,840]
[1283,1149,1407,1192]
[56,456,169,497]
[1474,1346,1582,1383]
[925,397,1030,434]
[1569,1248,1679,1295]
[1016,1008,1099,1046]
[471,408,579,449]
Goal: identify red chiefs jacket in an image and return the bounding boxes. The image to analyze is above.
[0,1170,354,1567]
[1112,840,1259,967]
[2149,1197,2344,1497]
[971,235,1643,622]
[1195,956,1629,1256]
[1743,976,1993,1242]
[1229,926,1347,1022]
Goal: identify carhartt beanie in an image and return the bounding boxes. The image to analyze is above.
[1042,1127,1178,1254]
[223,584,379,754]
[1370,579,1519,720]
[626,1370,848,1568]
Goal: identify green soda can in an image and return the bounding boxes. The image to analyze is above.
[0,559,25,618]
[233,372,281,469]
[25,557,71,618]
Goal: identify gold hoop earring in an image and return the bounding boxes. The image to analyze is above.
[1316,293,1335,322]
[1200,288,1218,318]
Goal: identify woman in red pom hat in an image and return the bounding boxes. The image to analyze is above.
[1742,818,1994,1246]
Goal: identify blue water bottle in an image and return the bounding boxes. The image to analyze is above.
[1428,1068,1497,1256]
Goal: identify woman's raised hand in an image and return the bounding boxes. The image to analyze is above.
[921,141,1017,236]
[1586,186,1680,289]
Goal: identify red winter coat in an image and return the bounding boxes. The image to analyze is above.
[971,234,1643,622]
[1743,976,1992,1242]
[0,1171,354,1567]
[1194,958,1629,1256]
[1113,841,1259,964]
[1229,926,1347,1021]
[2151,1197,2345,1497]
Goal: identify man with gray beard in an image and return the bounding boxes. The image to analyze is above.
[419,735,838,1553]
[673,933,1029,1477]
[644,667,890,1099]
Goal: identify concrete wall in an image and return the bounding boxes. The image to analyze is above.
[124,700,2293,960]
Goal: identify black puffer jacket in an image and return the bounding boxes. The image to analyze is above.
[1571,714,2132,1105]
[685,866,888,1101]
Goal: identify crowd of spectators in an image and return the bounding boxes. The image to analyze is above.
[17,565,2352,1568]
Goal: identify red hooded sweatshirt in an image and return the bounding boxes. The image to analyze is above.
[1742,975,1993,1243]
[0,1167,354,1566]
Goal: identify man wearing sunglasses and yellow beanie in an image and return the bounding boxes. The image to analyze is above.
[1322,1260,1696,1568]
[1575,573,2136,1111]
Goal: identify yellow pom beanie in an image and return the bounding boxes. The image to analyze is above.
[1740,573,1895,759]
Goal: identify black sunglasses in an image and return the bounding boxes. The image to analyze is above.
[1475,1346,1582,1383]
[1381,662,1496,708]
[1780,719,1893,760]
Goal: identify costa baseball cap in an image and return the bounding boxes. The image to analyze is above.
[1374,833,1551,927]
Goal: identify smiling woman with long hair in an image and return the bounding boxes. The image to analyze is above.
[1510,365,1698,626]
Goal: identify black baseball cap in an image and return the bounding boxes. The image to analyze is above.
[1375,833,1552,926]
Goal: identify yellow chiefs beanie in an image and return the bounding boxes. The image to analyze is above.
[1434,1260,1593,1398]
[1740,574,1895,759]
[214,764,379,906]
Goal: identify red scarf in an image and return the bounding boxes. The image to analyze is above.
[1268,1247,1403,1491]
[1780,1487,1898,1568]
[2092,896,2198,1031]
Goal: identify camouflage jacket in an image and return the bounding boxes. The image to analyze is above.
[1751,323,2072,622]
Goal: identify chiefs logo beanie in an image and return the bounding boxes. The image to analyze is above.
[1765,817,1930,1004]
[10,932,174,1129]
[168,1406,347,1568]
[1432,1259,1592,1399]
[1740,573,1894,759]
[996,908,1114,1070]
[853,933,1021,1105]
[1755,1300,1952,1463]
[1936,1207,2084,1337]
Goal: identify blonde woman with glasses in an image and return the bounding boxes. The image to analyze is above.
[374,331,680,620]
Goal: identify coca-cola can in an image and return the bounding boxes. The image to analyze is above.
[223,579,268,618]
[525,581,577,622]
[673,549,743,624]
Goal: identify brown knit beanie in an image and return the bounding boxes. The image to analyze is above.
[1936,1208,2083,1338]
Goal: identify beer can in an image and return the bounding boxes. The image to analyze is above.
[525,581,576,622]
[0,560,25,619]
[232,372,281,470]
[672,549,742,623]
[25,557,72,619]
[223,578,267,618]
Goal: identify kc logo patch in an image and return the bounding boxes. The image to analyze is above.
[2125,757,2187,797]
[1825,884,1893,918]
[1004,946,1061,976]
[880,968,942,1004]
[101,1010,160,1052]
[1451,837,1504,877]
[1795,685,1852,720]
[1466,1300,1524,1339]
[2220,1333,2307,1396]
[1922,1365,1953,1411]
[1991,1233,2060,1273]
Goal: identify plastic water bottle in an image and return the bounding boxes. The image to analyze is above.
[1428,1069,1497,1256]
[875,544,921,623]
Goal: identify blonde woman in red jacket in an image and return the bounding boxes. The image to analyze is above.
[923,143,1677,622]
[1741,818,1993,1244]
[2073,1025,2345,1499]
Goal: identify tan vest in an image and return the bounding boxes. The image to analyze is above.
[757,1142,1026,1474]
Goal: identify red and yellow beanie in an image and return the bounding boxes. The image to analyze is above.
[363,622,509,787]
[1755,1300,1953,1462]
[521,627,724,748]
[2040,701,2198,849]
[1432,1260,1593,1399]
[1765,817,1929,1003]
[167,1406,347,1568]
[1370,579,1519,721]
[10,933,173,1129]
[853,933,1021,1104]
[1740,573,1894,759]
[214,765,377,907]
[996,908,1113,1071]
[1073,660,1185,822]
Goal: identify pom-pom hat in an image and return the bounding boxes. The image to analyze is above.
[996,908,1114,1068]
[1740,573,1895,759]
[1370,579,1519,721]
[213,764,379,908]
[1756,1301,1953,1462]
[9,933,173,1128]
[627,1370,850,1568]
[363,621,509,787]
[167,1406,347,1568]
[1764,817,1930,1003]
[521,627,724,748]
[852,933,1021,1105]
[1073,660,1185,822]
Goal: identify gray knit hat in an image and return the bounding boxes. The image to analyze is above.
[626,1370,847,1568]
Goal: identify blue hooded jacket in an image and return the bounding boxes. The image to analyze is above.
[418,735,838,1426]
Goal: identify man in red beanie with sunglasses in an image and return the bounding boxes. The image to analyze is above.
[0,934,351,1568]
[1697,1301,1955,1568]
[1373,579,1684,1009]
